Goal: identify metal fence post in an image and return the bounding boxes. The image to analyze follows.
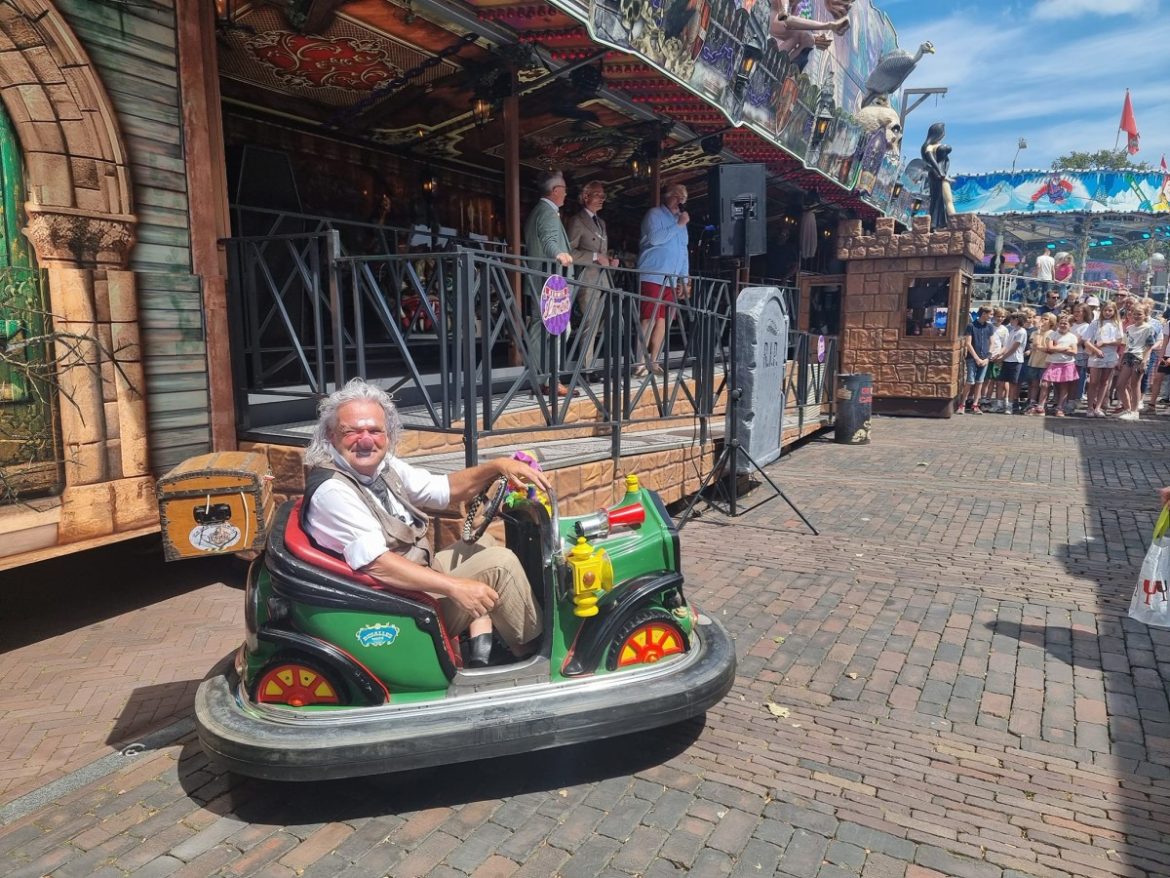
[326,229,345,391]
[457,249,479,468]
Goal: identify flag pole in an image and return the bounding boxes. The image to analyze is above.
[1115,88,1126,152]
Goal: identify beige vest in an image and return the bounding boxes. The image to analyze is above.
[305,462,434,566]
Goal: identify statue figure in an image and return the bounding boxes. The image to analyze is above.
[862,42,935,107]
[769,0,850,69]
[855,94,902,155]
[920,122,954,230]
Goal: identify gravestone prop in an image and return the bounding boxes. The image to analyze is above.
[734,286,789,471]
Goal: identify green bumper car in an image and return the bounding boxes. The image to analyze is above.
[194,474,735,781]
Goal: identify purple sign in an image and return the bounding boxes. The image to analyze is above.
[817,334,826,364]
[540,275,571,335]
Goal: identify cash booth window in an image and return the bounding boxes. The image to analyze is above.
[904,276,951,338]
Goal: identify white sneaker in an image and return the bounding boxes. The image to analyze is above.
[1119,411,1139,421]
[1139,401,1146,411]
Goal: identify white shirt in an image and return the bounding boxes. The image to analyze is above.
[1003,326,1027,363]
[1046,330,1077,364]
[305,451,451,570]
[1087,319,1122,366]
[1071,321,1092,359]
[989,324,1007,357]
[1035,253,1055,281]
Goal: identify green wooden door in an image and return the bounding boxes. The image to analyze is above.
[0,102,60,502]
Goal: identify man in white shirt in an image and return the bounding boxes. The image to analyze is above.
[302,378,549,666]
[1034,250,1055,300]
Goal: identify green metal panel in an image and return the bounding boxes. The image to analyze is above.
[0,102,60,501]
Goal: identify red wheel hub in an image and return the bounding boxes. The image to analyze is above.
[615,623,685,667]
[256,663,340,706]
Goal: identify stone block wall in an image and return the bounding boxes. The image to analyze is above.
[836,214,985,417]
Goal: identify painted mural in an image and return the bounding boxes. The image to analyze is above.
[952,170,1170,215]
[587,0,903,204]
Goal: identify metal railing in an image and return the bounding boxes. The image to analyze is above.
[972,272,1128,309]
[231,204,508,258]
[224,233,833,466]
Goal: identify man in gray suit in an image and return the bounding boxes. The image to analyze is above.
[567,180,615,377]
[523,171,574,397]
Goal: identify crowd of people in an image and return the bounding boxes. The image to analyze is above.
[958,287,1170,418]
[523,171,691,396]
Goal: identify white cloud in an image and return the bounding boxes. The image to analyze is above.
[892,8,1170,173]
[1032,0,1156,21]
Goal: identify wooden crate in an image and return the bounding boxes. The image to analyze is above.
[156,451,274,561]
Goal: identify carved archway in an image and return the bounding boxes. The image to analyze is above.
[0,1,154,548]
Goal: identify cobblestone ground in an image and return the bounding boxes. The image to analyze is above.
[3,413,1170,878]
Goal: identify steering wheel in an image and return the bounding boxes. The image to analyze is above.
[462,475,510,543]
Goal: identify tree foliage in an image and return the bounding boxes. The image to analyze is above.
[1114,243,1153,274]
[1052,150,1152,172]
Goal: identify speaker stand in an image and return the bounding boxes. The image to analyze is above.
[676,258,817,534]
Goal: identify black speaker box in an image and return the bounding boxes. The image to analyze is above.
[708,163,766,258]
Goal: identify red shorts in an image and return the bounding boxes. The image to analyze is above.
[639,281,675,321]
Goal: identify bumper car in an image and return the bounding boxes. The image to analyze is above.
[194,473,735,781]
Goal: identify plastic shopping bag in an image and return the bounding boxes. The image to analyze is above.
[1129,508,1170,627]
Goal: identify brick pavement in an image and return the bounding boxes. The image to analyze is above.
[2,413,1170,877]
[0,546,244,804]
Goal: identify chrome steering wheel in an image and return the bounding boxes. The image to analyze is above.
[462,476,510,543]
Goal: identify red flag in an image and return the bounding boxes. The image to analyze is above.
[1120,90,1140,154]
[1162,154,1168,174]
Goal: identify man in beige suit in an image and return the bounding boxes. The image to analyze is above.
[566,180,616,375]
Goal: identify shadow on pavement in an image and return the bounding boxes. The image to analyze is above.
[984,620,1095,669]
[0,535,246,651]
[105,680,206,750]
[175,715,706,822]
[1040,413,1170,871]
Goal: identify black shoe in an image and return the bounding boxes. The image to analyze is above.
[466,633,493,668]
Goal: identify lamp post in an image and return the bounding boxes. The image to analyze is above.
[1010,137,1027,176]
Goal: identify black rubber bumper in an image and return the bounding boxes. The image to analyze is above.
[194,617,736,781]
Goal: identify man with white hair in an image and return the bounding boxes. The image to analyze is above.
[567,179,615,375]
[523,170,574,397]
[302,378,549,667]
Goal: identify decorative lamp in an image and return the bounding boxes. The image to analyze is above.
[422,176,438,196]
[891,181,904,199]
[812,69,836,142]
[472,99,492,127]
[911,196,923,213]
[733,44,762,98]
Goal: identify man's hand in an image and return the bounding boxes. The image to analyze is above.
[813,34,832,50]
[556,252,573,267]
[494,458,553,494]
[1161,486,1170,508]
[677,211,690,226]
[450,578,499,618]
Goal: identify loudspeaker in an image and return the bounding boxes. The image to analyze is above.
[708,163,766,258]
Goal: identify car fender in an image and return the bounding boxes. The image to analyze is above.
[256,628,389,706]
[561,571,685,676]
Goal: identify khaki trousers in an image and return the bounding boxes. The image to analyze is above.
[432,534,542,651]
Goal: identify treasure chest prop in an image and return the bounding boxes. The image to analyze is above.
[156,451,274,561]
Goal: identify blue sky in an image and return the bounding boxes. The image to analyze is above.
[879,0,1170,175]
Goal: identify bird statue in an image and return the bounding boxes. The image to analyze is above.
[855,94,903,155]
[861,41,934,107]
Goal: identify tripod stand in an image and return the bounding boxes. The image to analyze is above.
[677,207,817,534]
